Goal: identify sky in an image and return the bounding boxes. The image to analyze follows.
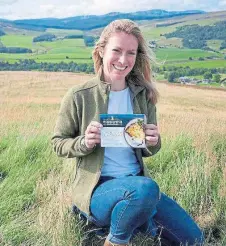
[1,0,226,20]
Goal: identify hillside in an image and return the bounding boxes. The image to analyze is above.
[0,9,204,31]
[0,10,226,86]
[0,71,225,245]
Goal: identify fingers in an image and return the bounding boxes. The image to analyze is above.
[84,121,103,149]
[144,124,159,147]
[85,137,101,147]
[145,135,158,143]
[85,121,102,135]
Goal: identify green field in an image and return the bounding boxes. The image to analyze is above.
[38,38,86,49]
[169,59,226,68]
[0,35,42,49]
[46,28,83,36]
[0,11,226,69]
[0,36,93,64]
[154,48,222,61]
[207,40,223,51]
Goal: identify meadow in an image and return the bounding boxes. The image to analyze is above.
[0,71,225,246]
[170,60,226,69]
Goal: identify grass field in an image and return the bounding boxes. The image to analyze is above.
[207,40,223,51]
[0,35,42,50]
[169,59,226,68]
[154,48,222,62]
[1,11,226,69]
[46,28,83,36]
[0,71,225,245]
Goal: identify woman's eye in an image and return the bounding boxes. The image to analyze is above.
[112,49,120,52]
[129,52,136,55]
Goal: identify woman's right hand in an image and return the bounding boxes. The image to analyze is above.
[84,121,103,149]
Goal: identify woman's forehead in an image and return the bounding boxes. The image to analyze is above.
[106,32,138,49]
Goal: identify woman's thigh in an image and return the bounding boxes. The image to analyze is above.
[153,193,204,245]
[90,176,160,227]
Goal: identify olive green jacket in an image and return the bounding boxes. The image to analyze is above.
[51,76,161,215]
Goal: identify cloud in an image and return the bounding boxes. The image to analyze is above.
[219,0,226,5]
[0,0,225,20]
[0,0,18,4]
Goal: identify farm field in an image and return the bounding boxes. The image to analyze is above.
[0,71,225,245]
[154,48,222,62]
[169,59,226,68]
[1,11,226,68]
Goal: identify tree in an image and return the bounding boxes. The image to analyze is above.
[203,72,212,80]
[33,34,56,42]
[168,72,177,82]
[213,74,221,83]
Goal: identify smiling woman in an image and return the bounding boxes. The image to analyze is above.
[99,32,138,91]
[52,19,204,246]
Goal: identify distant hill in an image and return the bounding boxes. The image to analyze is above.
[0,9,205,31]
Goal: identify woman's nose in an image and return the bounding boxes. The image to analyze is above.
[118,54,126,64]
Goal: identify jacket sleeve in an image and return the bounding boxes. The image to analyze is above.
[142,100,161,157]
[51,88,95,158]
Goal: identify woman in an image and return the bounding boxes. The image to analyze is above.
[52,19,204,246]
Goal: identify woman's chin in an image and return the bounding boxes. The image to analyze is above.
[110,74,127,83]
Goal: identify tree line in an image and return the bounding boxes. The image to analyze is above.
[33,34,56,42]
[154,65,226,82]
[0,60,94,73]
[164,21,226,50]
[32,33,97,47]
[0,30,5,36]
[0,47,32,53]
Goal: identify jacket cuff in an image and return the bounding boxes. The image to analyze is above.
[79,136,96,154]
[142,136,161,157]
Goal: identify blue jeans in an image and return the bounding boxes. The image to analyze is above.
[90,175,204,245]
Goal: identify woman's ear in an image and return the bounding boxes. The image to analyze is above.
[99,51,103,58]
[99,48,104,58]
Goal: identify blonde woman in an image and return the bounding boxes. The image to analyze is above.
[52,19,204,246]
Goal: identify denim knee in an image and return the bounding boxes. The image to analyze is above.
[130,177,160,207]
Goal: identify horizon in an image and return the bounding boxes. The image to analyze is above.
[0,9,208,21]
[1,0,226,20]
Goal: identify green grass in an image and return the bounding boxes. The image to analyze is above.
[168,60,226,68]
[141,25,177,40]
[0,43,93,64]
[0,35,41,49]
[145,134,226,244]
[38,39,86,49]
[46,28,83,36]
[0,131,225,245]
[1,12,226,67]
[207,40,223,51]
[47,47,89,54]
[154,48,221,62]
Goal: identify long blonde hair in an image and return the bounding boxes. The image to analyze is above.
[92,19,159,104]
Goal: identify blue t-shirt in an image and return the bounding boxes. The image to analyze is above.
[101,87,141,178]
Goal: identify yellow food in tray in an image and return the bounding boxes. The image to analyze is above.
[125,121,145,140]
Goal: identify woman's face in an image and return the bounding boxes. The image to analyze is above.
[101,32,138,84]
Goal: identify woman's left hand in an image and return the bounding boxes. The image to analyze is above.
[144,124,159,147]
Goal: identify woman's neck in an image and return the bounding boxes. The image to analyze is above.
[110,83,127,91]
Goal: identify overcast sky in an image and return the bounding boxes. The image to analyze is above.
[1,0,226,20]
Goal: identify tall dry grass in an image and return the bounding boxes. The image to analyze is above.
[0,71,225,245]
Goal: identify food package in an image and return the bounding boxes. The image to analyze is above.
[100,114,146,148]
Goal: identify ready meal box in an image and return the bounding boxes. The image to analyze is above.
[100,114,146,148]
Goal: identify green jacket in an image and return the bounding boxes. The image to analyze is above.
[52,76,161,215]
